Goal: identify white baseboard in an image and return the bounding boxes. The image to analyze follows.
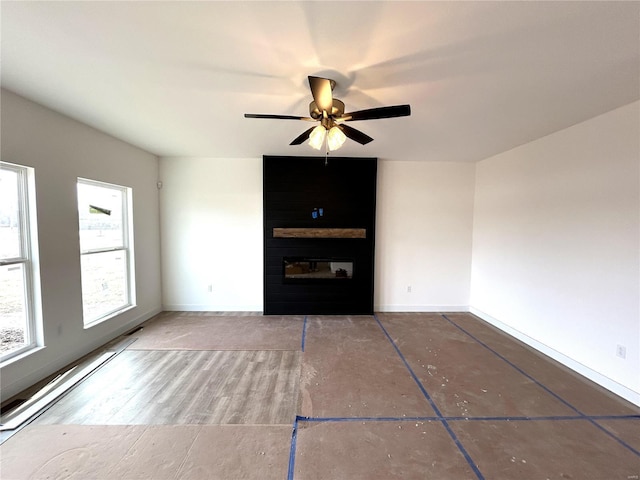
[162,303,263,313]
[469,307,640,407]
[375,304,468,313]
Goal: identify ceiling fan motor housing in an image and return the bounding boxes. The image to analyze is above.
[309,99,345,120]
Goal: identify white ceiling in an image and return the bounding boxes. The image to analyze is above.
[2,1,638,162]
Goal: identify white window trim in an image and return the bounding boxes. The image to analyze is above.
[1,161,42,364]
[77,178,135,327]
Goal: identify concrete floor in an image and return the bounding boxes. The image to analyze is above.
[1,312,638,479]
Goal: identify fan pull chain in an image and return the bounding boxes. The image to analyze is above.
[324,135,329,166]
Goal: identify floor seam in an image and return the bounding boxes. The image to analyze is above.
[441,313,640,458]
[173,424,204,479]
[373,313,486,480]
[287,417,299,480]
[106,425,151,478]
[301,316,308,352]
[294,414,640,422]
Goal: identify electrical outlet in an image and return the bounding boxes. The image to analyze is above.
[616,344,626,359]
[207,284,213,294]
[407,285,412,293]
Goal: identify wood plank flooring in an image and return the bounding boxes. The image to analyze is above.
[35,350,300,425]
[1,311,639,480]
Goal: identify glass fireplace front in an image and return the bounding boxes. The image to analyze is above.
[283,257,354,281]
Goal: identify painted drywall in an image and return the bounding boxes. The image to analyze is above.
[159,157,264,311]
[0,89,162,401]
[375,161,476,311]
[159,157,476,313]
[470,101,640,405]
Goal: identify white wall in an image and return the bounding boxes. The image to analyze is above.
[159,157,264,311]
[159,157,476,313]
[375,161,476,311]
[4,88,636,407]
[470,101,640,405]
[0,90,162,401]
[6,89,634,406]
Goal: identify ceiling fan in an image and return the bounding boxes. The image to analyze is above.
[244,76,411,151]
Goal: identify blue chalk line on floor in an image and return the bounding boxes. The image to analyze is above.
[373,313,486,480]
[286,313,640,479]
[440,313,640,458]
[296,414,640,423]
[287,417,299,480]
[301,315,308,352]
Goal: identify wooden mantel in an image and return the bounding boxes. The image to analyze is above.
[273,228,366,239]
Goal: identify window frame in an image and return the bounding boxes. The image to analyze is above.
[77,177,135,327]
[0,161,41,363]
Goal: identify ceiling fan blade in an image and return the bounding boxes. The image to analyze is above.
[343,104,411,121]
[338,124,374,145]
[245,113,314,121]
[290,126,317,145]
[308,76,334,113]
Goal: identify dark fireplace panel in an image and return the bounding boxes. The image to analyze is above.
[263,156,377,315]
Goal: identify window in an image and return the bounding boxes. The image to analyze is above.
[1,162,41,362]
[77,178,134,326]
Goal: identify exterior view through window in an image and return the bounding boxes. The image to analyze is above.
[0,162,40,361]
[77,178,134,325]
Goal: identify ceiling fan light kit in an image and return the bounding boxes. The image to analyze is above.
[245,75,411,152]
[308,125,327,150]
[327,126,347,151]
[308,125,348,152]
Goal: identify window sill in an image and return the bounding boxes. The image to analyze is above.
[0,345,46,368]
[83,304,136,330]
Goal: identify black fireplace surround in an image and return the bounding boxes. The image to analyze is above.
[263,155,377,315]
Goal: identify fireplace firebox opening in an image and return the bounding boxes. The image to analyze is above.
[283,257,353,282]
